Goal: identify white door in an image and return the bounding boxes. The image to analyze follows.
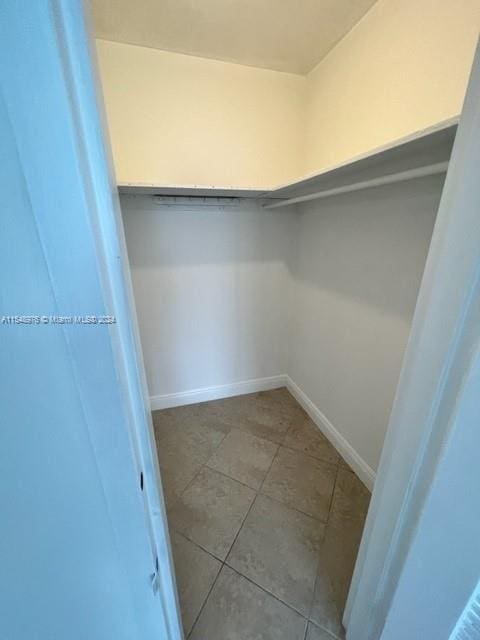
[0,2,182,639]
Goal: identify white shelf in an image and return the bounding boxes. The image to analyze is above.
[117,118,458,203]
[266,118,457,204]
[117,183,269,198]
[264,161,449,210]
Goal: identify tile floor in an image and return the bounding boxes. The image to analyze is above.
[153,388,370,640]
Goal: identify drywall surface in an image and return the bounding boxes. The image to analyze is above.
[95,39,305,188]
[288,175,443,471]
[95,1,479,189]
[122,178,440,475]
[304,0,480,175]
[121,196,297,400]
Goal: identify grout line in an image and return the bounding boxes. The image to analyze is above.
[170,527,224,637]
[171,527,225,564]
[156,389,344,465]
[186,560,223,639]
[308,544,324,623]
[185,491,260,637]
[276,441,340,470]
[226,390,343,469]
[171,530,224,638]
[220,435,332,621]
[257,439,282,495]
[224,553,313,621]
[202,464,263,493]
[280,440,341,467]
[165,464,204,512]
[257,489,330,525]
[159,391,363,639]
[225,564,311,622]
[164,424,234,511]
[257,442,337,525]
[217,424,284,449]
[325,464,341,526]
[311,467,352,640]
[307,620,342,640]
[222,489,260,564]
[233,422,286,448]
[186,477,261,636]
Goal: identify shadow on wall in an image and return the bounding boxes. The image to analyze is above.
[293,174,444,321]
[121,198,297,397]
[122,199,297,267]
[120,175,442,453]
[289,173,444,470]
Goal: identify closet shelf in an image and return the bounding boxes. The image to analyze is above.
[117,119,457,202]
[263,161,449,210]
[117,183,269,198]
[263,118,457,206]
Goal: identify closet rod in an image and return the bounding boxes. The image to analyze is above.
[263,161,449,210]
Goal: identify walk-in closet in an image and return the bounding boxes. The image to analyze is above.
[91,1,480,638]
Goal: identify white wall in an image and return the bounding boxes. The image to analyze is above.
[121,196,297,404]
[122,178,441,476]
[288,175,443,472]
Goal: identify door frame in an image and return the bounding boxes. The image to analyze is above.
[64,3,184,637]
[70,8,183,636]
[5,2,184,638]
[345,40,480,639]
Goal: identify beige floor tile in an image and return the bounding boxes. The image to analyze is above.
[254,388,306,415]
[306,622,340,640]
[227,494,324,616]
[261,447,337,521]
[170,530,221,636]
[283,416,340,465]
[189,566,307,640]
[213,392,297,444]
[338,456,353,472]
[153,407,230,459]
[168,467,255,560]
[153,409,231,507]
[207,428,278,489]
[153,396,232,422]
[319,468,370,610]
[310,554,345,638]
[154,392,368,639]
[157,449,203,509]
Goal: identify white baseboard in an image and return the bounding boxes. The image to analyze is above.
[285,376,376,491]
[150,373,375,491]
[150,374,287,411]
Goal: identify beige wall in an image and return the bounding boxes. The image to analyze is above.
[304,0,480,175]
[95,39,306,188]
[95,1,480,187]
